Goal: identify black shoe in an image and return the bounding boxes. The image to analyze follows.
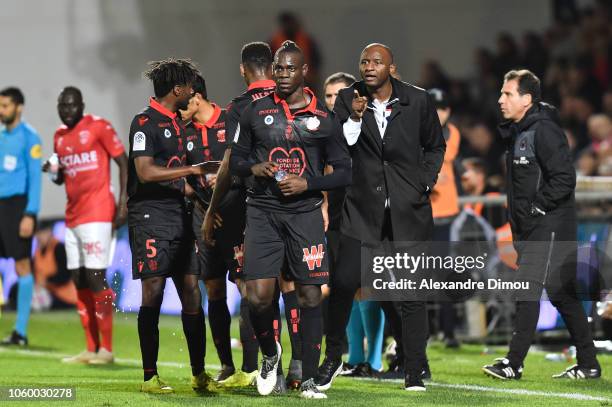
[315,358,343,391]
[482,358,522,380]
[404,373,426,392]
[272,373,288,394]
[1,331,28,346]
[552,364,601,379]
[421,361,432,381]
[347,362,379,378]
[286,359,302,390]
[215,365,236,382]
[380,356,404,380]
[445,337,460,349]
[339,362,356,376]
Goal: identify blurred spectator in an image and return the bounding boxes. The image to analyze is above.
[460,122,505,177]
[494,33,521,78]
[418,60,450,92]
[32,225,76,308]
[269,12,322,90]
[522,32,549,80]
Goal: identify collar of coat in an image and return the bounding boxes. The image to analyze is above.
[353,76,411,107]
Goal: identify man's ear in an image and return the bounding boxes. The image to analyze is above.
[390,64,397,75]
[523,93,533,108]
[302,63,309,78]
[239,63,245,79]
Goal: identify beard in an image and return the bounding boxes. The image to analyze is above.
[0,111,16,125]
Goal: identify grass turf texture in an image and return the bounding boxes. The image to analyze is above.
[0,310,610,406]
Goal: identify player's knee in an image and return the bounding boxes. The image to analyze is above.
[205,279,226,300]
[296,285,322,308]
[141,277,166,307]
[247,294,273,315]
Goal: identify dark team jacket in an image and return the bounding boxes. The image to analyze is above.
[231,88,351,213]
[498,102,576,239]
[183,104,228,206]
[334,77,446,243]
[127,98,187,225]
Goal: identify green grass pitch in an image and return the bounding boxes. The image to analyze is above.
[0,310,610,406]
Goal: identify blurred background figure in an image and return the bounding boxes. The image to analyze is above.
[270,12,322,90]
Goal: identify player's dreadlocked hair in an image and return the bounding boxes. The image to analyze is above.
[192,73,207,100]
[274,40,303,60]
[144,58,200,98]
[241,42,273,72]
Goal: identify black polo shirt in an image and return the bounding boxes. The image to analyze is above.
[183,104,227,206]
[225,79,276,145]
[127,98,187,225]
[232,88,349,213]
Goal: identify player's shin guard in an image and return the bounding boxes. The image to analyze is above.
[300,305,323,383]
[76,288,99,352]
[138,305,161,381]
[208,298,234,368]
[181,309,206,376]
[283,290,302,361]
[93,288,115,352]
[240,298,259,372]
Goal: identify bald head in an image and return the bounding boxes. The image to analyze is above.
[362,43,394,64]
[359,43,395,91]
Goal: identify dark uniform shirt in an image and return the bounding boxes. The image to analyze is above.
[232,88,350,213]
[225,79,276,144]
[183,104,227,206]
[127,98,187,225]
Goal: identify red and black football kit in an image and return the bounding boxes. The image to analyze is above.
[183,104,246,282]
[230,89,351,285]
[127,98,198,280]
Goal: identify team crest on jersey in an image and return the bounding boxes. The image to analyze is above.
[187,141,194,151]
[164,129,172,138]
[306,116,320,131]
[217,130,226,142]
[302,244,325,271]
[519,139,527,151]
[264,115,274,125]
[79,130,90,145]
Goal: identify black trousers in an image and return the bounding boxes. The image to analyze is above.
[506,222,598,369]
[325,210,428,375]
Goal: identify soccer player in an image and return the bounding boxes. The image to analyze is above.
[0,87,42,346]
[128,59,218,393]
[180,74,238,382]
[230,40,351,399]
[45,86,127,364]
[203,42,303,390]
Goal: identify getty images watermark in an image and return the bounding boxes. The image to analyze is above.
[360,241,612,302]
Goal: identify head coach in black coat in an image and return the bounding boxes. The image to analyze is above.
[315,43,445,392]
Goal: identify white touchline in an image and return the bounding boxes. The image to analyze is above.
[1,348,609,402]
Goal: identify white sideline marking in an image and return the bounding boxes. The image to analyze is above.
[1,348,609,402]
